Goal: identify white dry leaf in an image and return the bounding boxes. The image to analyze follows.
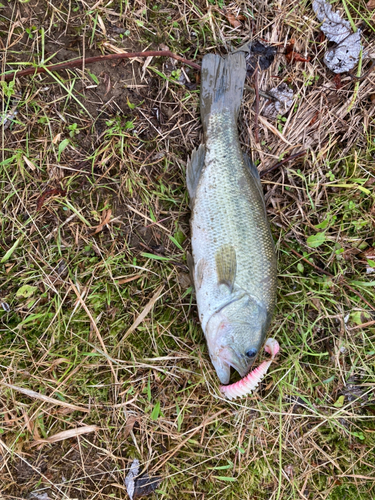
[313,0,351,44]
[29,493,51,500]
[1,301,10,311]
[324,31,362,73]
[313,0,362,73]
[261,83,294,120]
[125,458,140,500]
[1,109,18,128]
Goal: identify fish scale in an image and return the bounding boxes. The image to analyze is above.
[192,110,276,330]
[187,52,277,385]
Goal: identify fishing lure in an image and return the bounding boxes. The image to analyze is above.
[220,338,279,400]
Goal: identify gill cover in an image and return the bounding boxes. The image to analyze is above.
[205,293,268,384]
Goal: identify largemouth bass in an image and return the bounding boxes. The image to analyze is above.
[187,52,277,386]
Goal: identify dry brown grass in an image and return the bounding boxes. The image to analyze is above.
[1,1,375,499]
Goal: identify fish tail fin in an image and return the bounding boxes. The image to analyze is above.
[200,52,247,132]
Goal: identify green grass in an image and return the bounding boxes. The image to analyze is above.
[1,0,375,499]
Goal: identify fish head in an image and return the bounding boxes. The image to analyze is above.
[205,294,269,384]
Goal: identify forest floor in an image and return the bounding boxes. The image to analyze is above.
[1,1,375,499]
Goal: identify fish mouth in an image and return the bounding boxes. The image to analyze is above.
[211,345,256,385]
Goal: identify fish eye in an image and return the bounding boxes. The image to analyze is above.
[245,348,257,358]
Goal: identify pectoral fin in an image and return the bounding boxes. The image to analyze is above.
[215,245,237,290]
[194,258,207,291]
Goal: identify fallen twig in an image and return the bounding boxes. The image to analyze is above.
[37,187,66,210]
[253,67,260,144]
[260,151,306,177]
[2,50,201,81]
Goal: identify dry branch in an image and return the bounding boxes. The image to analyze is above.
[2,50,201,81]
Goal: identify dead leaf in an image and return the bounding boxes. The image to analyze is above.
[30,425,99,447]
[103,73,112,95]
[333,73,342,89]
[0,300,10,311]
[341,377,370,403]
[52,132,62,144]
[342,247,361,262]
[5,263,15,274]
[285,41,311,64]
[286,51,311,64]
[261,83,294,120]
[97,14,106,36]
[102,41,126,55]
[125,458,161,500]
[243,40,277,77]
[367,0,375,9]
[23,155,36,171]
[313,0,352,44]
[225,12,242,28]
[309,110,320,126]
[91,209,112,234]
[313,0,362,73]
[125,459,139,500]
[37,188,66,211]
[29,493,51,500]
[124,416,139,439]
[134,473,161,499]
[324,31,362,73]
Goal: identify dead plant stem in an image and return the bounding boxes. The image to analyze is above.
[2,50,201,81]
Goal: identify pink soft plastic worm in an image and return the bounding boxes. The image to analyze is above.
[220,338,280,400]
